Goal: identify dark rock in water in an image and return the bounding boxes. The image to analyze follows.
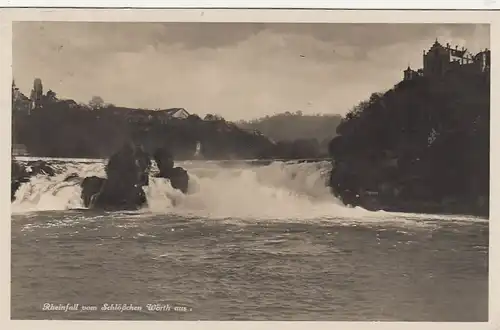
[81,142,150,210]
[89,176,147,211]
[11,160,56,201]
[81,175,148,211]
[12,161,28,201]
[135,145,152,187]
[153,147,190,194]
[81,176,106,208]
[328,161,364,207]
[11,178,29,202]
[157,167,189,194]
[12,160,26,179]
[63,173,80,182]
[26,160,56,177]
[153,147,174,173]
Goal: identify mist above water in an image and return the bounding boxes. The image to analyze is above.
[12,158,485,226]
[11,159,371,219]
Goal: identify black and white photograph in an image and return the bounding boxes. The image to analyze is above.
[8,10,491,322]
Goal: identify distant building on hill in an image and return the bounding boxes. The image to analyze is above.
[158,108,190,120]
[403,39,490,81]
[12,80,32,115]
[125,107,190,124]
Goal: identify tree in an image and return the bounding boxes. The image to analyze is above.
[33,78,43,100]
[30,78,44,109]
[204,114,224,121]
[45,90,58,103]
[89,96,105,110]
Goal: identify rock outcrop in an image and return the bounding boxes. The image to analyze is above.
[80,142,150,210]
[80,176,106,208]
[153,147,189,194]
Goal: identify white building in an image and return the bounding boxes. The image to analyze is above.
[159,108,190,119]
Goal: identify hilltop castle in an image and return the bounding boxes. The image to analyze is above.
[403,39,490,81]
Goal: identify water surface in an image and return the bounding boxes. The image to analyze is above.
[11,159,489,321]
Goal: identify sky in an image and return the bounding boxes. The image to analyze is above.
[12,22,489,121]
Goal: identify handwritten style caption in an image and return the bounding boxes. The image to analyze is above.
[42,303,192,313]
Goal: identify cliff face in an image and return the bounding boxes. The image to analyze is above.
[328,71,489,216]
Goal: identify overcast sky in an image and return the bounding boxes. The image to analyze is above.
[13,22,489,121]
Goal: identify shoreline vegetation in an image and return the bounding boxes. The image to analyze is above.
[328,70,489,218]
[11,41,490,217]
[12,86,332,161]
[11,95,267,161]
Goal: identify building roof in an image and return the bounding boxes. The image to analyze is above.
[157,108,189,116]
[429,39,470,57]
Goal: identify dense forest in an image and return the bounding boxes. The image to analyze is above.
[12,84,337,160]
[12,78,344,160]
[328,69,490,216]
[11,88,276,160]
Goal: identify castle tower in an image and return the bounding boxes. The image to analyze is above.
[403,64,419,81]
[423,39,451,77]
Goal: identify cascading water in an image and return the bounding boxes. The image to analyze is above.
[11,160,105,213]
[11,158,373,219]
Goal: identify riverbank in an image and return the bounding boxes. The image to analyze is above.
[327,70,489,218]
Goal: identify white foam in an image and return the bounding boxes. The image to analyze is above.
[12,158,372,220]
[11,158,484,225]
[144,160,375,220]
[11,160,105,213]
